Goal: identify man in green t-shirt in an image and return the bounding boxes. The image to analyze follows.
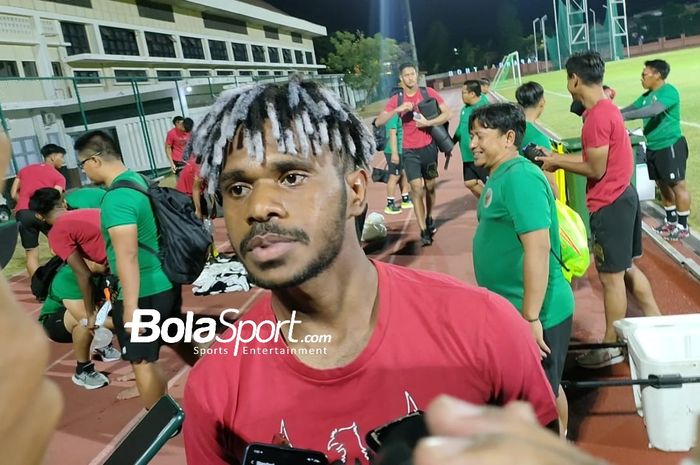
[453,80,490,198]
[383,112,412,214]
[65,186,106,210]
[515,81,559,197]
[470,103,574,435]
[73,130,196,409]
[621,59,691,240]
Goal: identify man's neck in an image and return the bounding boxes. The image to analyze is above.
[524,108,540,122]
[404,85,419,97]
[650,80,665,92]
[580,86,607,110]
[269,236,379,364]
[103,164,128,187]
[489,150,519,175]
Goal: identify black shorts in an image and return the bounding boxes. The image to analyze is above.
[40,311,73,344]
[462,161,489,183]
[590,185,642,273]
[646,136,688,184]
[541,316,572,395]
[384,153,404,176]
[403,142,438,182]
[112,285,183,363]
[16,209,51,250]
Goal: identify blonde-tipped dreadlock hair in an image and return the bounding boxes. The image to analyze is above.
[187,76,376,193]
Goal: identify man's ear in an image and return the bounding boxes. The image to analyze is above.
[345,169,368,218]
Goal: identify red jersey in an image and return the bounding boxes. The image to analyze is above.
[48,209,107,265]
[183,260,557,465]
[581,99,633,213]
[175,158,199,196]
[384,87,445,149]
[16,163,66,211]
[165,128,191,163]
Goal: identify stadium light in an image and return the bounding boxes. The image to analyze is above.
[552,0,562,70]
[532,17,541,73]
[589,8,598,51]
[541,15,549,72]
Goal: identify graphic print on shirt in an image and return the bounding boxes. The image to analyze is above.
[275,391,420,465]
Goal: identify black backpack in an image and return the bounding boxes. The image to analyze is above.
[108,175,212,285]
[31,255,64,301]
[372,119,387,152]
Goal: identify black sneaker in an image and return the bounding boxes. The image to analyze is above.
[426,216,437,236]
[420,229,433,246]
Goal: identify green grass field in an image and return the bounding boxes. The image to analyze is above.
[495,47,700,226]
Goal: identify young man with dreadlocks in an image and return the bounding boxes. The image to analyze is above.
[182,77,557,465]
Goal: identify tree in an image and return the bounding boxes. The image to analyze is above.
[496,1,524,55]
[322,31,404,102]
[420,20,452,74]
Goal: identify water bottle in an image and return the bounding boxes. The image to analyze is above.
[90,327,114,352]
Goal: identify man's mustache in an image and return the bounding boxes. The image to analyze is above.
[239,222,310,255]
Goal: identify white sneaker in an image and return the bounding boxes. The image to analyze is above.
[72,367,109,390]
[576,347,624,369]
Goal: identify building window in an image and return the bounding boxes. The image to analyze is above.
[294,50,304,64]
[291,32,303,43]
[156,70,181,81]
[305,51,314,65]
[100,26,139,56]
[114,69,148,83]
[189,70,210,77]
[0,61,19,77]
[136,0,174,22]
[282,49,293,64]
[202,12,246,34]
[61,22,91,55]
[268,47,279,63]
[22,62,38,77]
[274,71,283,76]
[252,45,265,63]
[263,26,279,39]
[51,62,64,77]
[74,70,100,85]
[217,70,234,76]
[46,0,92,7]
[145,32,176,58]
[239,70,253,76]
[209,40,228,61]
[258,71,269,76]
[181,37,204,60]
[232,43,248,61]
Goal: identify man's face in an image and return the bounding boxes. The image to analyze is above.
[641,66,659,90]
[47,152,65,169]
[77,150,104,185]
[469,119,513,170]
[220,124,356,289]
[41,204,65,226]
[566,73,581,101]
[400,67,418,90]
[175,120,185,131]
[461,87,477,105]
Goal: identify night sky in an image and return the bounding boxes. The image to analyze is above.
[267,0,678,46]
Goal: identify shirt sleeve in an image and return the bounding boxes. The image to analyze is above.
[582,110,613,149]
[503,168,552,235]
[655,85,679,109]
[482,291,558,425]
[183,367,235,465]
[165,129,175,147]
[384,94,399,113]
[101,191,140,230]
[427,87,445,105]
[53,170,66,190]
[48,223,76,261]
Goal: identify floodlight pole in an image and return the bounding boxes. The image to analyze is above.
[553,0,562,69]
[533,18,540,73]
[404,0,419,68]
[589,8,598,50]
[541,15,549,72]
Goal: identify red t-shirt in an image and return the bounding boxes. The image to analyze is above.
[384,87,445,149]
[48,209,107,265]
[165,128,191,163]
[15,163,66,211]
[183,260,557,465]
[581,99,633,213]
[175,158,200,196]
